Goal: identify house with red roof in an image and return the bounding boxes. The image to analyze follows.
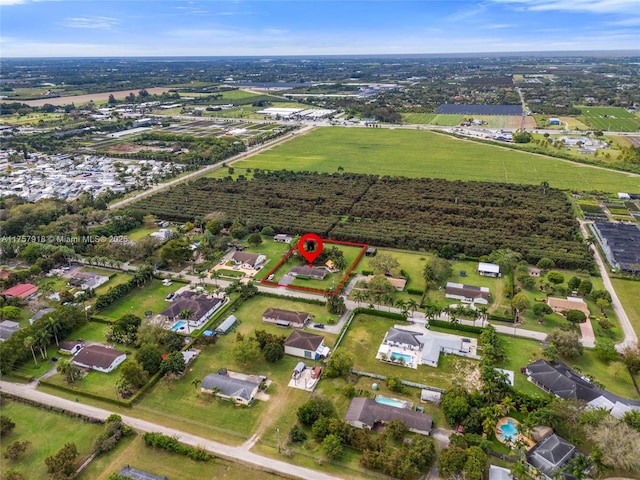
[2,283,38,300]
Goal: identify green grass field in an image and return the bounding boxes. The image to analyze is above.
[611,278,640,338]
[577,106,640,132]
[79,435,283,480]
[0,399,103,480]
[225,128,640,192]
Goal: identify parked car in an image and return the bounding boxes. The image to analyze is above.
[313,323,325,329]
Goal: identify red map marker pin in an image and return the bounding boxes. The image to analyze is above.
[298,233,323,266]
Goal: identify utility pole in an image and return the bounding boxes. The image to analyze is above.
[276,427,280,453]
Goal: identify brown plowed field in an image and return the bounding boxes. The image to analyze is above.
[1,87,171,107]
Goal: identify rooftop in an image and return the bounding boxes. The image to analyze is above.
[284,330,325,351]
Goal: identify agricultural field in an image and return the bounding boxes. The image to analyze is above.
[577,106,640,132]
[219,128,640,192]
[0,399,104,480]
[130,172,593,270]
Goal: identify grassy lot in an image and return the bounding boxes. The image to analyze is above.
[401,113,437,124]
[577,106,640,132]
[358,248,428,293]
[135,295,338,444]
[98,279,187,320]
[0,399,103,480]
[242,237,295,281]
[610,278,640,338]
[80,435,282,480]
[568,350,638,399]
[222,128,640,192]
[262,242,365,294]
[229,294,340,327]
[125,225,163,241]
[45,366,127,400]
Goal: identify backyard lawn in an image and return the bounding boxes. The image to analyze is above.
[0,399,103,480]
[98,279,187,320]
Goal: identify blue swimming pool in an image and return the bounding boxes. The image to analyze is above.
[375,395,410,409]
[499,419,518,442]
[171,320,187,332]
[390,352,412,364]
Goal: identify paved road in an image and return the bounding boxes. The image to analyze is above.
[0,380,341,480]
[579,220,637,351]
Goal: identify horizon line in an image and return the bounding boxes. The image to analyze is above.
[2,49,640,60]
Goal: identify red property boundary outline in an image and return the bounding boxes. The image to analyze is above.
[260,238,368,296]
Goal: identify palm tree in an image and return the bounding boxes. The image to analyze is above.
[191,378,201,390]
[24,336,39,367]
[541,180,550,195]
[33,328,50,360]
[46,316,62,347]
[353,290,365,307]
[211,269,220,287]
[406,298,418,315]
[180,309,193,320]
[383,293,395,312]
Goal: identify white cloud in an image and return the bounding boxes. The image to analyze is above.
[0,0,28,5]
[481,24,514,29]
[60,16,119,29]
[491,0,640,15]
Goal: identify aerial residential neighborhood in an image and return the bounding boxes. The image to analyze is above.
[1,2,640,480]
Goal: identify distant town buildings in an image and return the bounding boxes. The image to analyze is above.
[0,151,185,201]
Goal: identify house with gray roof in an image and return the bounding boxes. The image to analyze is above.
[160,292,223,329]
[119,465,168,480]
[289,265,327,280]
[525,359,640,418]
[526,433,577,480]
[345,397,433,435]
[200,373,261,405]
[0,320,20,342]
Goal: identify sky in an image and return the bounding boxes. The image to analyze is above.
[1,0,639,57]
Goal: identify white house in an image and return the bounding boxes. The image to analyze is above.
[284,331,330,360]
[445,282,490,305]
[72,344,127,373]
[478,262,500,277]
[231,251,266,269]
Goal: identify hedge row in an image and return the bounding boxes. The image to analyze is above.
[257,290,326,306]
[427,319,484,334]
[142,432,212,461]
[352,308,406,320]
[1,392,103,424]
[406,287,423,296]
